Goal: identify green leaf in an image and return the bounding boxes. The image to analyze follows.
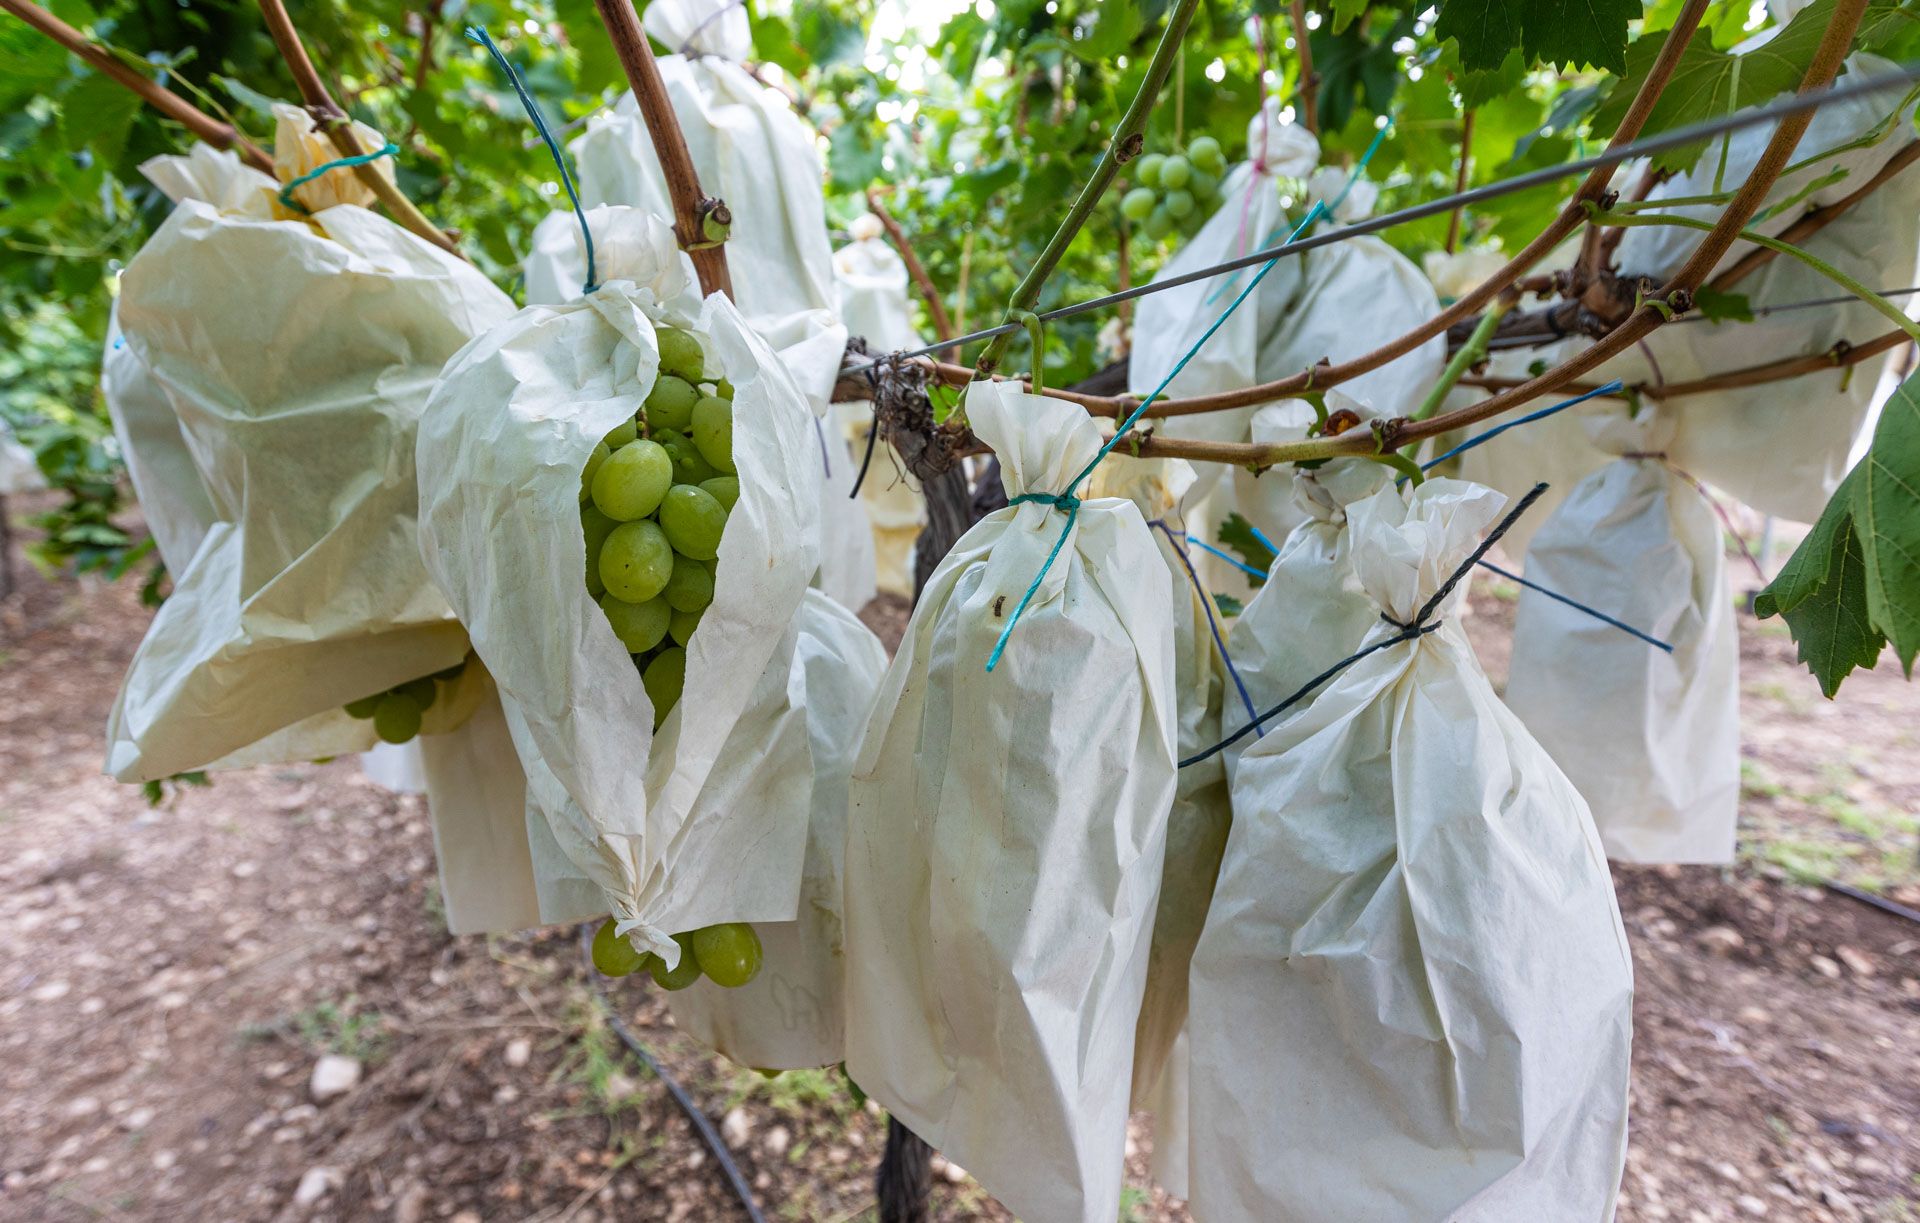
[1216,511,1275,581]
[1850,372,1920,672]
[1692,287,1755,322]
[1756,464,1862,618]
[1329,0,1370,35]
[1074,0,1139,60]
[1439,0,1634,74]
[1311,12,1411,135]
[553,0,624,93]
[1457,48,1525,110]
[1436,0,1522,74]
[1757,462,1887,697]
[61,71,142,166]
[1213,593,1245,617]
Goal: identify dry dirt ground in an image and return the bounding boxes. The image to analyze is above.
[1,507,1917,1223]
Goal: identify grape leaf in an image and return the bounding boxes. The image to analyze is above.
[553,0,623,93]
[1757,464,1863,617]
[61,71,142,166]
[1435,0,1522,75]
[1457,48,1525,110]
[1216,511,1275,581]
[1438,0,1635,74]
[1329,0,1370,35]
[1311,12,1411,135]
[1756,462,1887,697]
[1692,287,1754,321]
[1849,371,1920,672]
[1075,0,1139,60]
[1213,593,1245,617]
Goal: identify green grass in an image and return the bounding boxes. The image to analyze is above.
[242,997,391,1063]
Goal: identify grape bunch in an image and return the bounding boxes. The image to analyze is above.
[579,324,738,727]
[1120,135,1229,242]
[342,655,471,745]
[591,915,764,989]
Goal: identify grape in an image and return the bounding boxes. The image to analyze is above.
[580,440,610,503]
[663,552,715,613]
[690,396,735,475]
[699,475,739,509]
[1188,135,1225,173]
[600,520,674,603]
[644,375,699,433]
[581,505,618,597]
[691,922,763,988]
[600,592,672,653]
[1145,204,1174,240]
[1165,189,1195,219]
[395,677,438,710]
[642,647,686,724]
[1189,168,1220,200]
[591,439,673,522]
[713,377,734,400]
[668,606,704,646]
[656,326,706,382]
[658,485,728,560]
[1121,187,1156,222]
[1160,155,1191,190]
[343,693,382,719]
[373,691,423,744]
[1135,152,1165,188]
[591,916,650,977]
[603,418,637,450]
[649,933,703,990]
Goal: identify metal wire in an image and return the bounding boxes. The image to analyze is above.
[845,62,1920,376]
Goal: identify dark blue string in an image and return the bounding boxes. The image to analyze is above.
[1479,560,1674,653]
[1412,380,1625,475]
[1149,520,1261,732]
[467,26,597,293]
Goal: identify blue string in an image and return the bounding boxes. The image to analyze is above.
[1187,537,1267,578]
[1478,560,1674,652]
[276,142,399,213]
[1150,520,1261,732]
[467,26,597,293]
[1413,380,1625,475]
[984,124,1391,674]
[1246,522,1280,557]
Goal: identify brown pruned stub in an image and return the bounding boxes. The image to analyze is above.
[1323,406,1363,437]
[1117,132,1145,163]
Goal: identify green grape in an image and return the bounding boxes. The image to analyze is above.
[582,505,618,598]
[591,916,650,977]
[1188,135,1225,173]
[603,418,637,450]
[591,440,673,522]
[649,933,703,990]
[395,677,438,710]
[1160,155,1191,190]
[642,647,686,724]
[665,435,718,485]
[373,691,423,744]
[600,520,674,603]
[580,440,611,503]
[690,922,763,989]
[1120,187,1156,222]
[690,395,735,475]
[343,693,382,719]
[668,605,704,646]
[644,375,699,433]
[1189,168,1221,200]
[713,377,734,400]
[658,485,728,560]
[655,326,706,382]
[664,552,715,613]
[600,592,672,653]
[1135,152,1165,188]
[1145,204,1174,240]
[1165,189,1195,219]
[699,476,739,509]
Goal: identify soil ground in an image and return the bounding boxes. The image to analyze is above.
[1,499,1916,1223]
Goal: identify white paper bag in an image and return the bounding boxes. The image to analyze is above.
[1219,454,1390,771]
[842,382,1176,1223]
[0,421,44,496]
[1600,51,1920,522]
[1505,406,1740,864]
[1190,478,1634,1222]
[1084,456,1234,1111]
[667,589,888,1069]
[417,206,822,960]
[105,116,514,782]
[834,214,928,597]
[418,677,546,935]
[359,742,427,794]
[101,307,216,573]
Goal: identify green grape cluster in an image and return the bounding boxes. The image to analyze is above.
[1119,135,1230,242]
[580,325,739,728]
[342,655,470,744]
[591,916,764,990]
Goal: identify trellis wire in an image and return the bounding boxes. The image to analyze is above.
[843,62,1920,376]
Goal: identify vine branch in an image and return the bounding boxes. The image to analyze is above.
[1709,138,1920,291]
[865,188,957,357]
[591,0,734,300]
[255,0,460,255]
[971,0,1201,381]
[1290,0,1318,135]
[3,0,272,173]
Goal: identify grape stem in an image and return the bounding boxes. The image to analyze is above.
[1412,292,1512,422]
[968,0,1202,386]
[3,0,273,173]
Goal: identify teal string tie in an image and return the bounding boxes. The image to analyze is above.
[276,142,400,214]
[982,117,1391,674]
[467,25,597,293]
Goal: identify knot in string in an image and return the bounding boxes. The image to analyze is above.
[984,491,1082,673]
[1009,490,1081,514]
[276,142,400,214]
